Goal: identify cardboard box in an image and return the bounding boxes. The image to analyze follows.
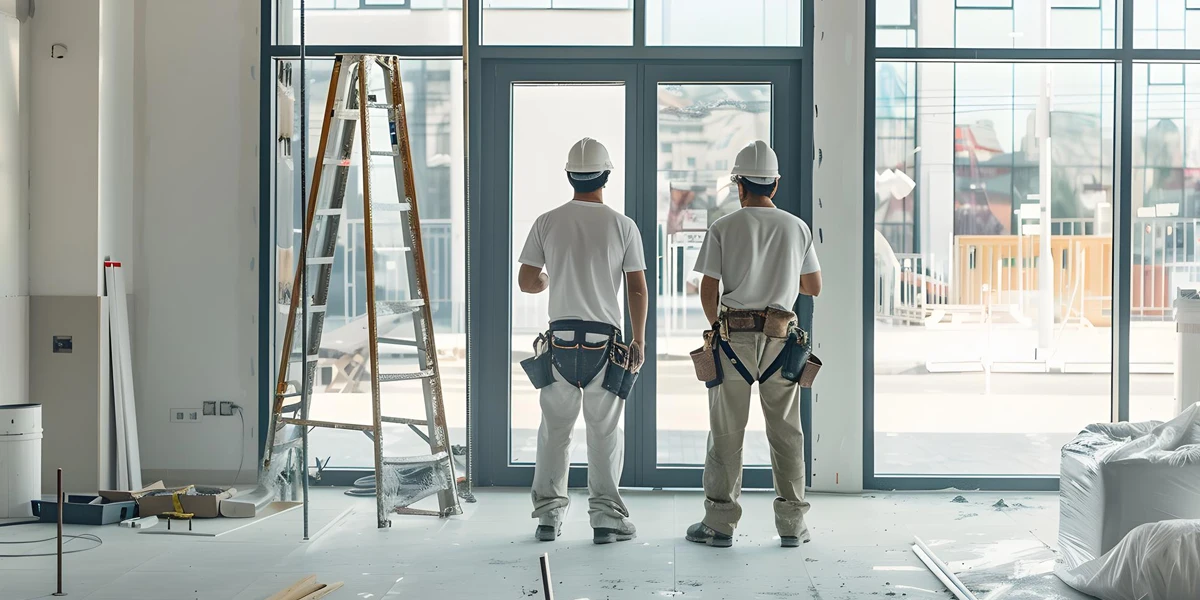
[98,480,168,504]
[135,486,236,519]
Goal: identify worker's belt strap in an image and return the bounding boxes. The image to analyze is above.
[717,338,756,385]
[721,310,767,333]
[548,319,620,338]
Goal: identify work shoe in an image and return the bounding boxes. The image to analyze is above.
[686,522,733,548]
[593,522,637,545]
[780,525,812,548]
[535,523,562,542]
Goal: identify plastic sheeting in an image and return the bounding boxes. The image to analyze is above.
[1058,402,1200,569]
[1058,520,1200,600]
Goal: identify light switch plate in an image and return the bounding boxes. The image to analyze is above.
[203,401,217,416]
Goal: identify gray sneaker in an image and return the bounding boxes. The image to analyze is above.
[780,525,812,548]
[593,522,637,545]
[535,523,561,542]
[686,522,733,548]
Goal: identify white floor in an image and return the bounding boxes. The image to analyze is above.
[0,488,1064,600]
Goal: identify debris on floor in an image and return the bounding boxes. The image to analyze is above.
[266,575,344,600]
[951,496,969,504]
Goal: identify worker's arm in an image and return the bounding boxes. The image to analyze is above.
[626,270,649,372]
[800,271,822,297]
[518,264,548,294]
[700,276,722,327]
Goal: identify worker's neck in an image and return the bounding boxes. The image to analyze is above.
[741,195,775,208]
[573,191,604,204]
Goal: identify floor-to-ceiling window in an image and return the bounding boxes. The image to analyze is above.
[868,0,1200,488]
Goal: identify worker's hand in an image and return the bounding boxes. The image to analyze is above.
[628,340,645,373]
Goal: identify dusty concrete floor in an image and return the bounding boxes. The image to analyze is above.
[0,488,1063,599]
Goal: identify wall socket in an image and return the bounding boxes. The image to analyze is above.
[219,401,235,416]
[170,408,201,423]
[202,401,217,416]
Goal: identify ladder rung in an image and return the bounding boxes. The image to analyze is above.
[378,337,418,347]
[376,299,424,317]
[373,246,411,252]
[369,150,400,157]
[372,202,411,213]
[379,369,435,383]
[279,304,326,315]
[333,109,359,121]
[282,417,375,432]
[315,208,342,217]
[307,256,335,266]
[306,354,320,363]
[367,102,395,110]
[382,451,449,467]
[380,416,429,426]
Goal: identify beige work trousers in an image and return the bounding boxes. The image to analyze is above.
[702,331,810,537]
[530,333,633,531]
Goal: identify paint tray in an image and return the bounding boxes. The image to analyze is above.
[30,494,139,525]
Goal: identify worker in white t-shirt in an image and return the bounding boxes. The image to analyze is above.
[684,140,822,549]
[517,138,648,545]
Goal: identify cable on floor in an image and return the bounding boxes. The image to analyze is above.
[0,523,103,557]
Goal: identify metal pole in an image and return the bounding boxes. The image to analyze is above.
[539,554,554,600]
[299,0,310,541]
[53,468,65,597]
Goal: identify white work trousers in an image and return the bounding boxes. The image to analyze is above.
[530,332,632,530]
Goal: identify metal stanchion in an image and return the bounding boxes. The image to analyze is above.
[53,468,66,597]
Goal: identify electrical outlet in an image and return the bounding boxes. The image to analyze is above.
[170,408,202,423]
[203,401,217,416]
[219,401,235,416]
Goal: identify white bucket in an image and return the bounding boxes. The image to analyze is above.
[0,404,43,518]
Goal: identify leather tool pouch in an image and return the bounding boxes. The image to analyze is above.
[552,337,611,388]
[780,331,812,383]
[798,354,822,388]
[520,333,555,389]
[602,342,637,399]
[690,331,723,388]
[764,307,798,338]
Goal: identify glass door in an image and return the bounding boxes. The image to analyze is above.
[478,63,639,487]
[477,62,802,489]
[635,64,801,489]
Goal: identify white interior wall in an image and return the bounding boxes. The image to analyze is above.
[29,0,100,297]
[810,0,866,492]
[135,0,260,484]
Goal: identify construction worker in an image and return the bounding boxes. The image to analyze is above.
[517,137,648,545]
[685,140,822,549]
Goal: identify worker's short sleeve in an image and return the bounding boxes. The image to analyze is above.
[518,216,546,268]
[694,228,723,280]
[622,221,647,273]
[800,242,821,275]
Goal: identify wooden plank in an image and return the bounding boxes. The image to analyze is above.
[298,582,344,600]
[112,264,143,489]
[105,265,130,490]
[282,582,325,600]
[266,575,317,600]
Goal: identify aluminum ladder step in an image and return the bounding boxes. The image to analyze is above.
[378,369,435,383]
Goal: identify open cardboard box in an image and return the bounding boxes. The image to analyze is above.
[99,481,236,519]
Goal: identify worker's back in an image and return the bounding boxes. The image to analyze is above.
[695,207,819,311]
[520,200,643,328]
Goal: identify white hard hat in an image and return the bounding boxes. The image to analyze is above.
[565,137,615,174]
[731,140,780,184]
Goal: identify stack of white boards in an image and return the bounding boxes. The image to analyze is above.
[105,261,142,490]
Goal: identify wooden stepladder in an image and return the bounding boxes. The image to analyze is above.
[263,54,461,527]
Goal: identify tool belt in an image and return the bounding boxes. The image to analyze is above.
[691,307,821,388]
[520,320,639,398]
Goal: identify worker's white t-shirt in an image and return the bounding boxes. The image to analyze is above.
[693,207,820,311]
[519,200,646,328]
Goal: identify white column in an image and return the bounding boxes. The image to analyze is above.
[0,6,27,411]
[810,0,866,493]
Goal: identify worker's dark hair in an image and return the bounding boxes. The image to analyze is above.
[737,176,777,198]
[567,170,610,194]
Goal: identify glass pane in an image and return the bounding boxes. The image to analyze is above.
[880,0,1117,49]
[483,0,633,45]
[509,83,627,464]
[654,83,772,467]
[645,0,802,47]
[1129,62,1198,422]
[273,58,467,469]
[1135,0,1200,49]
[276,0,463,46]
[873,62,1115,476]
